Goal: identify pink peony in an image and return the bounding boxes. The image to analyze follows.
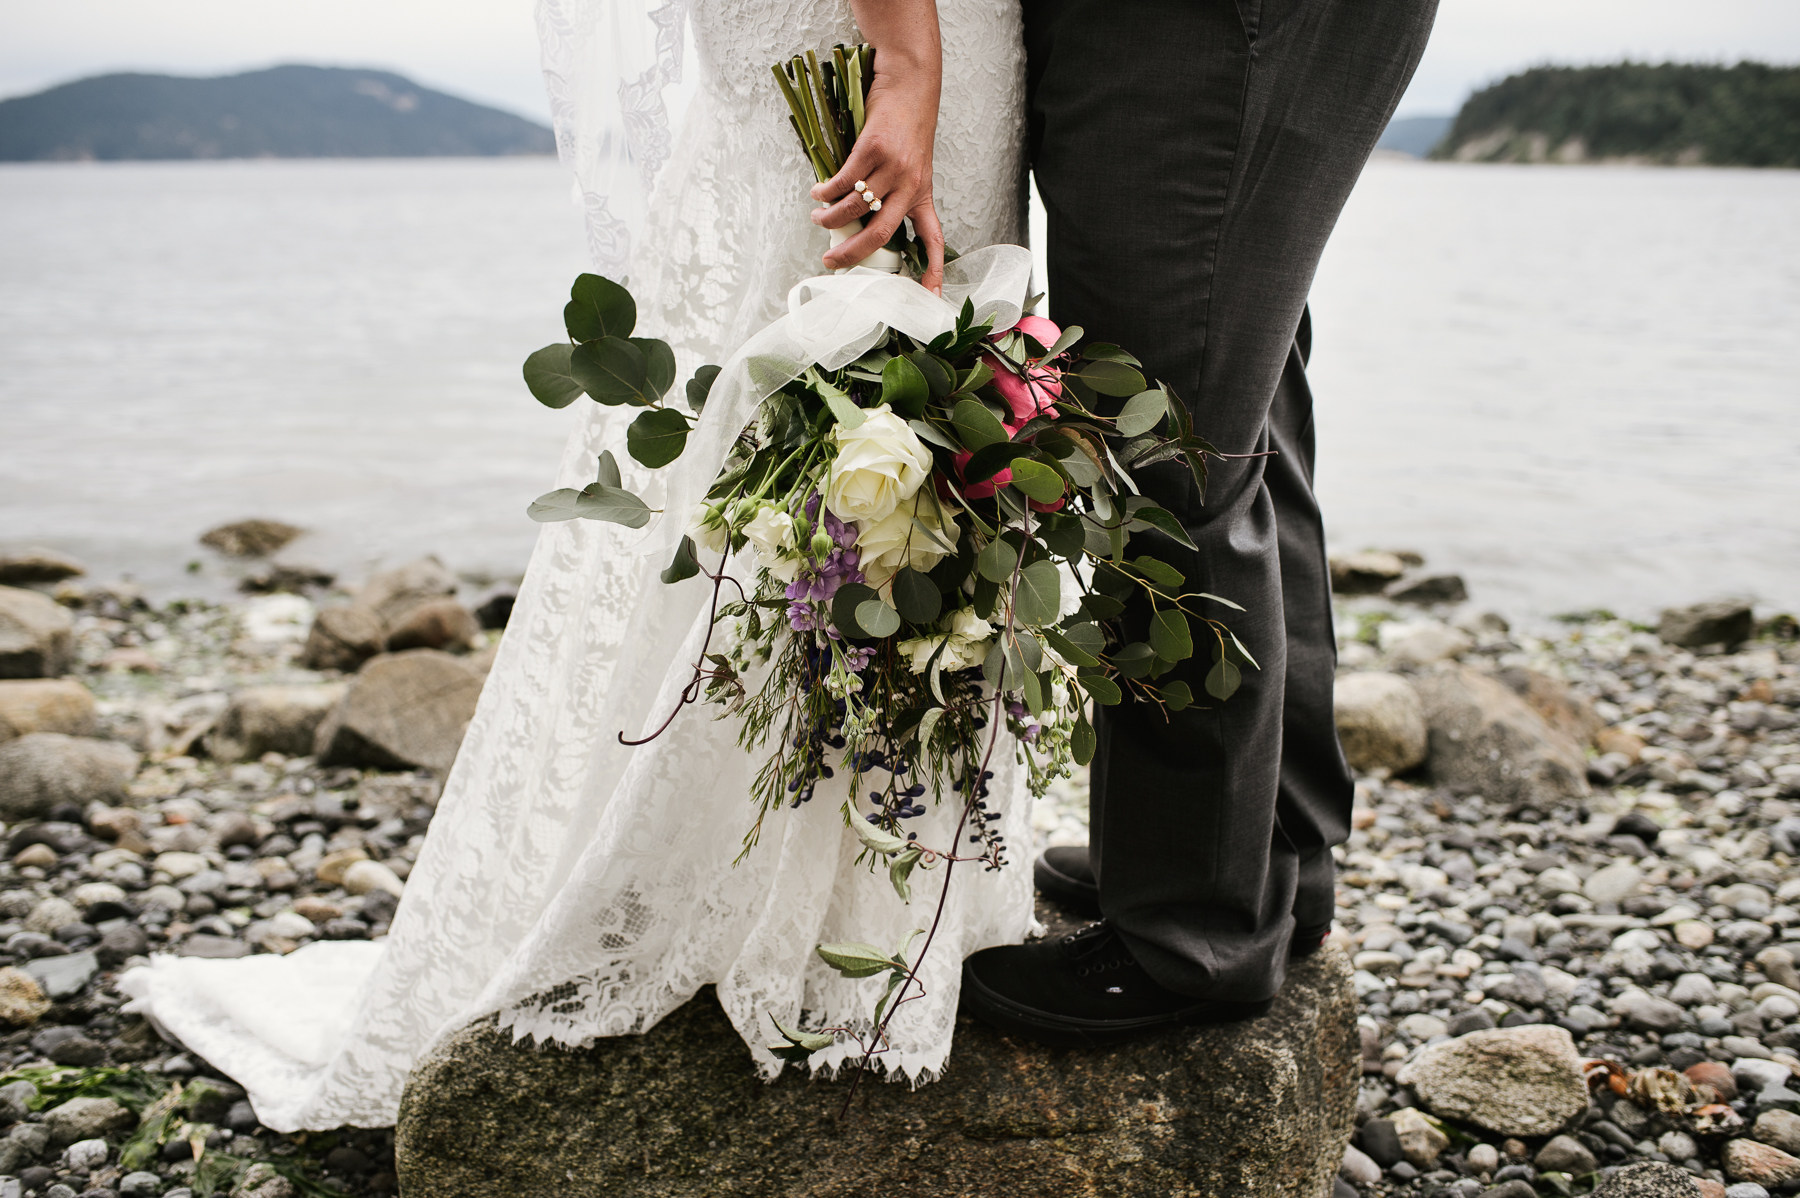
[981,354,1062,428]
[950,450,1012,500]
[1014,314,1062,351]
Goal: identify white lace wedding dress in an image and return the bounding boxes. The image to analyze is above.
[120,0,1032,1131]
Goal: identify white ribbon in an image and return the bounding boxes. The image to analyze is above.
[639,243,1035,555]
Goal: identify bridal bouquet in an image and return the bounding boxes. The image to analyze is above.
[516,44,1250,1077]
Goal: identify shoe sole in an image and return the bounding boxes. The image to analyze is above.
[960,966,1274,1048]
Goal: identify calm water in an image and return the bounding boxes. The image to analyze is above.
[1,157,1796,619]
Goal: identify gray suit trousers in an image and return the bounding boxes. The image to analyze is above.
[1025,0,1438,1000]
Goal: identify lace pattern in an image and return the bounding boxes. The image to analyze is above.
[121,0,1030,1131]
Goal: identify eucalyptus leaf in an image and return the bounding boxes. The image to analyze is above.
[1022,668,1045,715]
[1040,625,1098,668]
[952,398,1010,451]
[1079,673,1122,705]
[565,273,635,342]
[1007,458,1066,504]
[888,845,923,903]
[595,449,623,489]
[855,598,901,639]
[909,418,959,451]
[1131,556,1186,589]
[1161,680,1194,710]
[1205,655,1243,700]
[850,814,909,856]
[976,537,1016,584]
[626,407,691,468]
[525,488,586,523]
[982,638,1008,689]
[1149,609,1194,661]
[1074,359,1147,397]
[523,343,583,409]
[1071,711,1097,765]
[659,535,700,584]
[1013,629,1044,674]
[1112,641,1157,679]
[908,351,953,399]
[1114,389,1169,436]
[1198,592,1247,612]
[1081,343,1142,367]
[574,483,652,527]
[916,705,943,750]
[571,336,649,405]
[769,1012,835,1052]
[832,582,879,639]
[892,568,942,624]
[809,368,865,430]
[686,363,721,413]
[1129,504,1197,549]
[1046,324,1084,358]
[1012,559,1062,626]
[630,337,677,400]
[1080,593,1125,621]
[961,441,1035,484]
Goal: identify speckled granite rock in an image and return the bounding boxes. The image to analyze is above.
[396,945,1359,1197]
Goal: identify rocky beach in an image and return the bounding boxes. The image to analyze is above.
[0,526,1795,1197]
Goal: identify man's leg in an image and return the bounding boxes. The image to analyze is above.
[1024,0,1435,1001]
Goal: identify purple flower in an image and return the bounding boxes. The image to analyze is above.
[843,646,876,671]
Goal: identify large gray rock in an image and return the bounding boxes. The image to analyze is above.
[360,556,458,627]
[397,947,1361,1198]
[384,599,479,654]
[1334,672,1427,774]
[1394,1024,1588,1137]
[314,650,483,774]
[299,605,385,673]
[0,733,139,818]
[1414,666,1589,808]
[1658,600,1755,650]
[204,683,347,762]
[0,679,96,742]
[1499,667,1603,749]
[0,548,86,586]
[42,1095,134,1146]
[1330,551,1406,595]
[0,586,73,678]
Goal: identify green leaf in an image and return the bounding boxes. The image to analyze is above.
[816,941,893,979]
[982,638,1008,688]
[1112,641,1157,679]
[961,441,1036,484]
[952,398,1010,451]
[1079,673,1122,705]
[1160,680,1194,710]
[1149,609,1194,661]
[686,363,721,412]
[1060,620,1106,657]
[888,845,923,902]
[892,568,942,624]
[1205,655,1243,700]
[1012,628,1045,674]
[1131,556,1186,589]
[908,351,954,400]
[571,336,649,405]
[976,537,1016,584]
[1022,667,1045,714]
[626,407,691,468]
[1040,625,1100,669]
[1080,593,1125,621]
[1082,342,1142,366]
[915,705,944,749]
[630,337,677,400]
[1113,389,1168,436]
[1197,592,1247,612]
[1046,324,1084,358]
[832,582,879,639]
[809,368,865,430]
[1074,359,1147,397]
[1012,559,1062,626]
[660,535,700,584]
[1129,504,1197,550]
[574,483,652,527]
[1042,522,1085,559]
[850,812,910,855]
[1227,628,1260,668]
[565,273,635,341]
[855,598,902,639]
[595,449,623,489]
[1071,710,1097,765]
[909,418,958,451]
[1008,459,1066,504]
[769,1012,835,1052]
[881,355,930,418]
[523,343,584,409]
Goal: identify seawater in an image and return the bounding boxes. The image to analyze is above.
[1,157,1795,620]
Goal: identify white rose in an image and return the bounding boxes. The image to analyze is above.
[826,405,934,527]
[687,502,728,554]
[898,635,946,675]
[742,506,795,557]
[899,632,989,674]
[856,492,960,589]
[948,607,993,644]
[942,635,987,672]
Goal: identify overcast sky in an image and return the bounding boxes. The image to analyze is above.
[2,0,1798,121]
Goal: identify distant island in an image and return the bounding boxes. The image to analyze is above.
[1430,61,1800,167]
[0,65,554,161]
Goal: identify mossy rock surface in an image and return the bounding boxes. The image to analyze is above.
[395,944,1357,1197]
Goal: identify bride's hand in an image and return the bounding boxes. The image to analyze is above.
[809,11,945,293]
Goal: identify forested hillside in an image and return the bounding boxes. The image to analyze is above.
[1433,62,1800,167]
[0,65,554,161]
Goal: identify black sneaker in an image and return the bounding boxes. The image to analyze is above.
[1031,847,1333,958]
[1032,845,1101,917]
[960,920,1273,1047]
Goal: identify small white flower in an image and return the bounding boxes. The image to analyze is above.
[742,505,795,557]
[1056,561,1086,620]
[687,502,729,554]
[949,607,993,643]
